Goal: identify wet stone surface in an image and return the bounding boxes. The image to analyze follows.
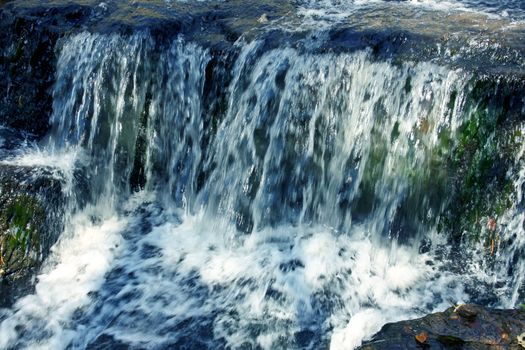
[358,304,525,350]
[0,163,65,307]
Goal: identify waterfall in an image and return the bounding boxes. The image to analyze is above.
[46,32,209,213]
[197,40,467,237]
[0,29,523,349]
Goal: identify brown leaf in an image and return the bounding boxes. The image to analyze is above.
[415,331,428,344]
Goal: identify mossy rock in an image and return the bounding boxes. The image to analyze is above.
[442,76,525,245]
[0,164,65,306]
[0,193,44,281]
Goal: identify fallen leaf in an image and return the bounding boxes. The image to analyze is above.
[415,331,428,344]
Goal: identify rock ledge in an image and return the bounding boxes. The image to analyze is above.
[359,304,525,350]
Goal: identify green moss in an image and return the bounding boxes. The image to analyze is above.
[0,194,44,280]
[444,78,524,244]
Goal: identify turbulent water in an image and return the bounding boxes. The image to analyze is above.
[0,8,524,349]
[298,0,525,21]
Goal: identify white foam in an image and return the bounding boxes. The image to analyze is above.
[295,0,525,27]
[0,194,469,349]
[1,147,79,180]
[58,208,464,349]
[0,212,126,349]
[330,309,384,350]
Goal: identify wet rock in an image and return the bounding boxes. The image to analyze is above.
[0,4,94,138]
[0,164,65,307]
[442,77,525,246]
[456,304,478,321]
[0,0,293,141]
[358,304,525,350]
[0,0,521,146]
[0,0,524,324]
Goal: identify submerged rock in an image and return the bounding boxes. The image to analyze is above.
[358,304,525,349]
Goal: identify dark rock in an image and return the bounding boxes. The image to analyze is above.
[0,13,57,138]
[86,333,129,350]
[0,0,292,141]
[0,3,99,138]
[419,239,432,254]
[358,304,525,350]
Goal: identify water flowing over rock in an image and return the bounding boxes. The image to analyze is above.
[0,1,524,349]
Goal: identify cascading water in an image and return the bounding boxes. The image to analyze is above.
[0,25,523,350]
